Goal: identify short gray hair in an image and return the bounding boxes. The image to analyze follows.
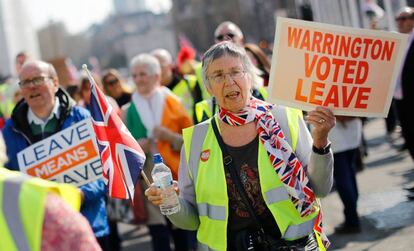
[129,54,161,76]
[202,41,255,88]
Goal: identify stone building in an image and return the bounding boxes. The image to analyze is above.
[171,0,296,53]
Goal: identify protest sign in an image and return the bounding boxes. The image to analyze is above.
[18,119,102,187]
[268,17,408,117]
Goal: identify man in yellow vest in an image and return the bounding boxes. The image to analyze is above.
[0,133,100,251]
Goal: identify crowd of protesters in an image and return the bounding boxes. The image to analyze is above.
[0,7,413,251]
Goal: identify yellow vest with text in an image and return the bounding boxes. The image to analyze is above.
[182,107,324,251]
[0,168,81,251]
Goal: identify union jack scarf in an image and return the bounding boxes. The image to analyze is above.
[218,97,329,248]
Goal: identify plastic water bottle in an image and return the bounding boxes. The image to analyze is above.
[151,153,180,215]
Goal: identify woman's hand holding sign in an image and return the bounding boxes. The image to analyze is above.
[305,106,336,148]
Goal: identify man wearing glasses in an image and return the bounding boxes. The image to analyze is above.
[394,7,414,198]
[2,60,111,250]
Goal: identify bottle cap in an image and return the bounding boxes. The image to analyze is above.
[153,153,163,164]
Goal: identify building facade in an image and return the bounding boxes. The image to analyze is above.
[89,11,177,69]
[171,0,412,55]
[0,0,39,77]
[305,0,410,30]
[171,0,296,53]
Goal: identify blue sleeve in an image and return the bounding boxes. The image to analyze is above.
[2,119,27,171]
[75,106,91,120]
[80,179,107,203]
[79,179,109,237]
[61,106,91,128]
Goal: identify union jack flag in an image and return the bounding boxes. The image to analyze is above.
[85,66,146,200]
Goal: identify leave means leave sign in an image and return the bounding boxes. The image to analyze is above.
[18,119,102,187]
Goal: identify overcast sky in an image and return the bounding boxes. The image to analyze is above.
[23,0,171,34]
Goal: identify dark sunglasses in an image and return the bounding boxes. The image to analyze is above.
[216,33,235,41]
[105,78,119,86]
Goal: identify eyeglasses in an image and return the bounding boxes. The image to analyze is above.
[105,78,119,86]
[216,33,235,41]
[19,76,52,89]
[207,69,246,84]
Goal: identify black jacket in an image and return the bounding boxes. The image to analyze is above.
[401,38,414,102]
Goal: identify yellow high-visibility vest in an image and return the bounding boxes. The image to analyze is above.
[182,107,325,251]
[171,75,199,120]
[0,168,81,251]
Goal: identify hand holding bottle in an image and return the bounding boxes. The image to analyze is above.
[148,154,180,215]
[145,180,179,206]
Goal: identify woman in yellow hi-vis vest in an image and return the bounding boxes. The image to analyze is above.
[146,42,335,251]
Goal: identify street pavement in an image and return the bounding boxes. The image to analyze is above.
[119,118,414,251]
[323,118,414,251]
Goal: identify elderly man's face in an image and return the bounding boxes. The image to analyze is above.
[19,63,58,112]
[396,12,414,33]
[214,24,244,46]
[131,64,159,96]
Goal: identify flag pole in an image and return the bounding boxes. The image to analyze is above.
[141,171,151,187]
[82,64,152,188]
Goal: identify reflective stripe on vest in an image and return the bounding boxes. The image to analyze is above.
[0,168,81,251]
[197,203,226,221]
[2,175,31,251]
[265,186,290,204]
[187,121,209,185]
[198,242,218,251]
[263,182,317,240]
[284,217,316,239]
